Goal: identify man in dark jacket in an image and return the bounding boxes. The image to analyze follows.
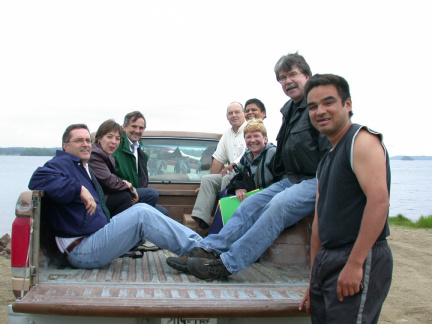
[167,52,332,280]
[29,124,202,269]
[112,111,168,215]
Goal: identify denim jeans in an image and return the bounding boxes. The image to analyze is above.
[207,189,229,235]
[197,177,317,273]
[66,203,202,269]
[136,187,169,216]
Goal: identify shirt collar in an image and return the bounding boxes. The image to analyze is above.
[232,120,248,135]
[127,137,140,152]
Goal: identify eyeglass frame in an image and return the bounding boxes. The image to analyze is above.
[68,138,92,145]
[277,70,303,84]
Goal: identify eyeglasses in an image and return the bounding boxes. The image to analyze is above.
[68,138,91,145]
[278,71,302,84]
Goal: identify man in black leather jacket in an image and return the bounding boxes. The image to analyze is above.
[167,52,332,280]
[273,53,331,183]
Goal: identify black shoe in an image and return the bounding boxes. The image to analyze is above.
[192,217,210,237]
[120,250,143,259]
[187,257,231,280]
[166,247,217,273]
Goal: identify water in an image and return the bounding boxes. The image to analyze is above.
[0,156,52,236]
[389,160,432,221]
[0,156,431,235]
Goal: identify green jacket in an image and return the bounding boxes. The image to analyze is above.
[112,132,149,188]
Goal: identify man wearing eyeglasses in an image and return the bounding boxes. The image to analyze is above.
[167,52,332,280]
[28,124,203,269]
[113,111,168,215]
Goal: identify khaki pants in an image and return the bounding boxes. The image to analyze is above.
[192,173,234,226]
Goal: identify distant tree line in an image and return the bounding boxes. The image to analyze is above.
[391,155,432,160]
[20,148,56,156]
[0,147,59,156]
[0,147,25,155]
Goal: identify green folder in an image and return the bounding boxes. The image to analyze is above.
[219,189,263,225]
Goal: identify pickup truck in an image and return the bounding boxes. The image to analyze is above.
[9,130,312,324]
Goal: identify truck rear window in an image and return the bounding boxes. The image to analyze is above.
[141,137,218,183]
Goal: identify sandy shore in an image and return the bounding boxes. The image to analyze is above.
[1,226,431,323]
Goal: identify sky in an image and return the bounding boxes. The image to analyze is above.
[1,0,431,157]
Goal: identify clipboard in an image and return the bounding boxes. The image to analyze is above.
[218,189,263,225]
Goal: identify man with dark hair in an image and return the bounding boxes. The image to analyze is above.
[300,74,392,323]
[113,111,168,215]
[244,98,266,120]
[61,123,91,145]
[167,53,331,280]
[29,124,203,269]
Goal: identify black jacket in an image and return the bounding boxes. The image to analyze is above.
[274,97,332,183]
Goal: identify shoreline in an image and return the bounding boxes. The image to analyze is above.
[1,226,431,322]
[2,213,431,237]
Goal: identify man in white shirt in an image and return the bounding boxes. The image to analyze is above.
[192,102,246,233]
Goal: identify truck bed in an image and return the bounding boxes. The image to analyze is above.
[13,249,310,319]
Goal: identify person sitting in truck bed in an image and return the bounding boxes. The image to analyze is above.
[189,101,247,235]
[112,111,168,216]
[207,118,280,235]
[28,123,203,269]
[166,52,332,280]
[89,119,139,217]
[244,98,267,121]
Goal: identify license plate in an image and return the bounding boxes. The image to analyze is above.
[161,319,216,324]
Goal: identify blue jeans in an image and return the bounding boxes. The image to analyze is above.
[66,203,202,269]
[207,189,228,235]
[197,177,317,273]
[137,187,169,216]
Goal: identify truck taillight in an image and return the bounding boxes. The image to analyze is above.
[11,191,34,298]
[11,191,33,276]
[11,217,31,269]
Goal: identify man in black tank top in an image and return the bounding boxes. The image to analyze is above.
[299,74,392,324]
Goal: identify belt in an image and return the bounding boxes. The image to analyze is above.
[64,237,84,256]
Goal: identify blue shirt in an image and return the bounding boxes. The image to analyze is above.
[29,150,109,238]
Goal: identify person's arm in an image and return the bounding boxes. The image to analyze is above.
[235,189,247,202]
[310,190,322,276]
[220,162,236,176]
[29,162,82,203]
[192,158,225,194]
[29,158,102,216]
[123,180,139,204]
[336,129,389,301]
[300,182,322,314]
[212,131,230,173]
[266,146,282,184]
[225,156,251,197]
[90,152,130,193]
[80,185,97,215]
[210,159,225,174]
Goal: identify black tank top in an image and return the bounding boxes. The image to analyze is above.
[317,124,390,249]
